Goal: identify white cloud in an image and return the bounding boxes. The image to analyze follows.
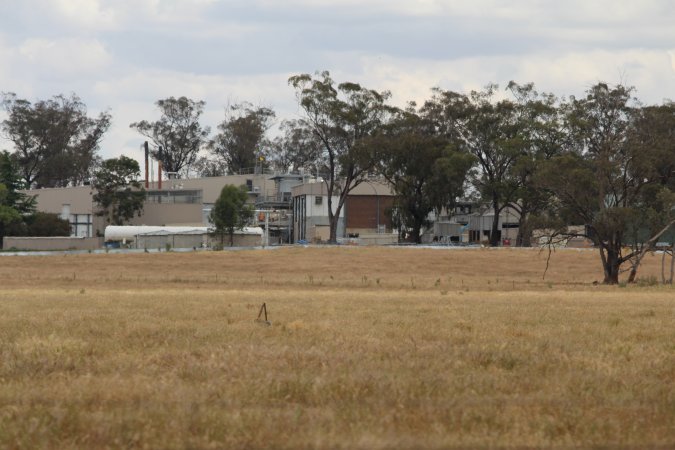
[18,38,112,79]
[2,0,674,164]
[93,68,300,159]
[356,48,675,106]
[50,0,118,30]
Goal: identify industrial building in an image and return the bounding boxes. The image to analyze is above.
[17,171,399,249]
[430,202,521,245]
[16,164,528,249]
[291,180,397,244]
[17,172,293,248]
[104,225,263,249]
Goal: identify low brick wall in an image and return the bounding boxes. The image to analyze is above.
[3,237,103,251]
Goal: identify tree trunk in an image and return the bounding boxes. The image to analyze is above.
[490,198,501,247]
[328,213,339,244]
[516,215,532,247]
[669,246,674,285]
[328,193,346,244]
[626,220,675,284]
[229,231,234,247]
[627,264,638,283]
[412,221,423,244]
[602,246,621,284]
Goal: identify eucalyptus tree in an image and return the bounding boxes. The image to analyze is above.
[268,119,322,173]
[1,93,110,188]
[423,85,526,246]
[210,103,275,175]
[288,71,391,243]
[376,105,474,243]
[506,82,566,246]
[538,83,675,284]
[92,156,146,225]
[130,97,210,178]
[209,185,254,247]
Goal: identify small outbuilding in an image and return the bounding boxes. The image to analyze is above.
[104,225,263,249]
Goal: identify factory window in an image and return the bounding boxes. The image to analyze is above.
[315,196,323,205]
[146,190,202,204]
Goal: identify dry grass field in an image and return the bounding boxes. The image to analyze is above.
[0,247,673,449]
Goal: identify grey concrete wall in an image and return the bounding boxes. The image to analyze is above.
[4,237,103,251]
[356,234,398,245]
[23,186,95,215]
[145,174,272,203]
[135,234,208,250]
[129,203,204,227]
[207,233,262,248]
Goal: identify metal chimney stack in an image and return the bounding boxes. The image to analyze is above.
[144,141,149,189]
[158,146,163,190]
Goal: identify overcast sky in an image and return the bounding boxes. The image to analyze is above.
[1,0,674,165]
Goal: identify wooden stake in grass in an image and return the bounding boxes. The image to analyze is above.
[256,303,271,326]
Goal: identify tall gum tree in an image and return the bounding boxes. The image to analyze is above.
[538,83,675,284]
[423,85,525,246]
[92,156,146,226]
[289,71,391,243]
[1,93,110,188]
[268,119,322,173]
[506,82,566,247]
[130,97,210,178]
[209,185,254,247]
[376,105,474,243]
[209,103,275,175]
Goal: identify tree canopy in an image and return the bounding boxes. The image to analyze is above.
[209,103,275,175]
[92,156,146,226]
[209,185,254,247]
[376,106,474,243]
[269,119,322,174]
[130,97,210,178]
[537,83,675,284]
[423,85,527,246]
[3,75,673,284]
[1,93,110,188]
[288,71,392,243]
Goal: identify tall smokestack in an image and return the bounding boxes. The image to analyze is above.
[144,141,149,189]
[158,146,163,190]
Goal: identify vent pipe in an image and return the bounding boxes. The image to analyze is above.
[144,141,149,189]
[158,146,163,190]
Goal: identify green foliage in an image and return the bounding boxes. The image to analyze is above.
[423,84,528,246]
[538,83,675,284]
[130,97,210,177]
[1,93,110,188]
[209,185,254,247]
[209,103,275,175]
[269,119,322,173]
[377,107,474,243]
[0,153,39,247]
[0,201,22,229]
[92,156,146,225]
[0,190,23,248]
[22,212,71,236]
[0,151,35,214]
[288,71,391,242]
[505,82,566,246]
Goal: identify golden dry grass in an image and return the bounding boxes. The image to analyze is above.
[0,247,673,449]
